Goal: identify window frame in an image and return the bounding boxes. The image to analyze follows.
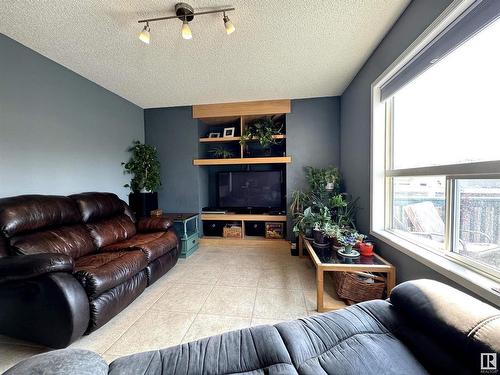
[371,0,500,304]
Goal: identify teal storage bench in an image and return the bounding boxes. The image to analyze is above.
[162,213,200,258]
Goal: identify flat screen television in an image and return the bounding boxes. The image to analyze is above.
[217,171,284,211]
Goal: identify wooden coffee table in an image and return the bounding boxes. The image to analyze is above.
[298,235,396,312]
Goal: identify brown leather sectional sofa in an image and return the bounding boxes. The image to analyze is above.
[0,192,180,348]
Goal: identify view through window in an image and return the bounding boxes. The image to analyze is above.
[386,14,500,278]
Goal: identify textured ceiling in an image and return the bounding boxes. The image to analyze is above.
[0,1,409,108]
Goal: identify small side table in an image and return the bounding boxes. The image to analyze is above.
[161,213,200,258]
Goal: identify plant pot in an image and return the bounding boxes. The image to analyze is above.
[129,192,158,218]
[313,229,328,245]
[359,242,374,256]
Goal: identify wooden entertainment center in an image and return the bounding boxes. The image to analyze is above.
[192,99,291,242]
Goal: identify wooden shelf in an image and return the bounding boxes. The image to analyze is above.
[193,100,291,118]
[199,135,286,143]
[201,213,287,221]
[193,156,291,166]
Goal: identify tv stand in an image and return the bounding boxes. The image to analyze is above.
[201,212,287,240]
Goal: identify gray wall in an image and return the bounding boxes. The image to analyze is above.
[144,106,201,213]
[286,97,341,237]
[0,34,144,201]
[144,97,341,238]
[340,0,459,285]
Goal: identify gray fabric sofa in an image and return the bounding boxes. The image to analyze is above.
[4,279,500,375]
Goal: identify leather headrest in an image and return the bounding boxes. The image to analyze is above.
[0,195,81,238]
[70,192,125,223]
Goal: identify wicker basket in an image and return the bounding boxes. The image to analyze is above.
[223,225,242,238]
[332,271,386,305]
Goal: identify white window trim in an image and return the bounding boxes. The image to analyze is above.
[371,0,500,306]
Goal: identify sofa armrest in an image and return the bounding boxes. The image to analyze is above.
[137,217,173,233]
[0,253,74,283]
[4,349,108,375]
[389,279,500,370]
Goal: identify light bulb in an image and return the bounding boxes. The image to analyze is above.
[139,23,150,44]
[223,15,235,35]
[181,20,192,40]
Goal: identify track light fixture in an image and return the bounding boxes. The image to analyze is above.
[137,2,235,43]
[223,12,235,35]
[139,22,151,44]
[181,19,192,40]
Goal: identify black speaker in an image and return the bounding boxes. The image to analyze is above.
[203,221,224,236]
[128,192,158,218]
[244,221,265,236]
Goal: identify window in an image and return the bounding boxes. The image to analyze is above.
[372,0,500,286]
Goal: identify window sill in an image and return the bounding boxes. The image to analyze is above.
[370,229,500,307]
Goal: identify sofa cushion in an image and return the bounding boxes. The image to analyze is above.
[10,224,96,259]
[275,302,428,375]
[102,231,178,262]
[108,325,297,375]
[74,250,147,298]
[86,214,137,248]
[70,192,125,223]
[0,195,81,238]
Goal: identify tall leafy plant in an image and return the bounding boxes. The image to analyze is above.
[122,140,161,192]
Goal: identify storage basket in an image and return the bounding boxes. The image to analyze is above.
[332,271,386,304]
[223,225,242,238]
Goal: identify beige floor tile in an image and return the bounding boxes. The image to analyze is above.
[216,268,261,287]
[151,283,213,313]
[200,286,257,317]
[253,288,307,319]
[0,344,47,373]
[181,314,251,343]
[167,263,224,285]
[106,310,196,356]
[303,288,347,312]
[258,267,302,290]
[69,303,146,354]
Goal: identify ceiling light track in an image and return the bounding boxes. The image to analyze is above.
[137,2,235,42]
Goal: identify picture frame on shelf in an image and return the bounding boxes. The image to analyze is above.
[208,132,220,138]
[223,127,235,137]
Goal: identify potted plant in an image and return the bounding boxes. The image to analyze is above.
[311,207,331,245]
[292,206,316,239]
[337,228,360,258]
[209,146,233,159]
[240,117,283,156]
[122,140,161,217]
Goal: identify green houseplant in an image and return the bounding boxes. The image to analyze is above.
[122,140,161,217]
[240,117,283,152]
[122,140,161,193]
[209,146,234,159]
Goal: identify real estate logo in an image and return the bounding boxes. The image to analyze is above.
[481,353,498,373]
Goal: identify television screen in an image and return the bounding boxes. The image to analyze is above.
[218,171,283,209]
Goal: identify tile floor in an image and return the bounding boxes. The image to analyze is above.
[0,240,346,372]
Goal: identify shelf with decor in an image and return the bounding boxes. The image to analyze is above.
[193,99,290,165]
[193,156,291,166]
[199,134,286,143]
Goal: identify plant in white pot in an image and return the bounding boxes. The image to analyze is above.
[122,140,161,216]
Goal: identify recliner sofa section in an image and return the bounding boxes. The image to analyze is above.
[0,192,180,348]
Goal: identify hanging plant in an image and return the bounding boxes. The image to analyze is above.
[122,140,161,193]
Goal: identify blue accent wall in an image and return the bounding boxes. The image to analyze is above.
[0,34,144,201]
[144,97,341,238]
